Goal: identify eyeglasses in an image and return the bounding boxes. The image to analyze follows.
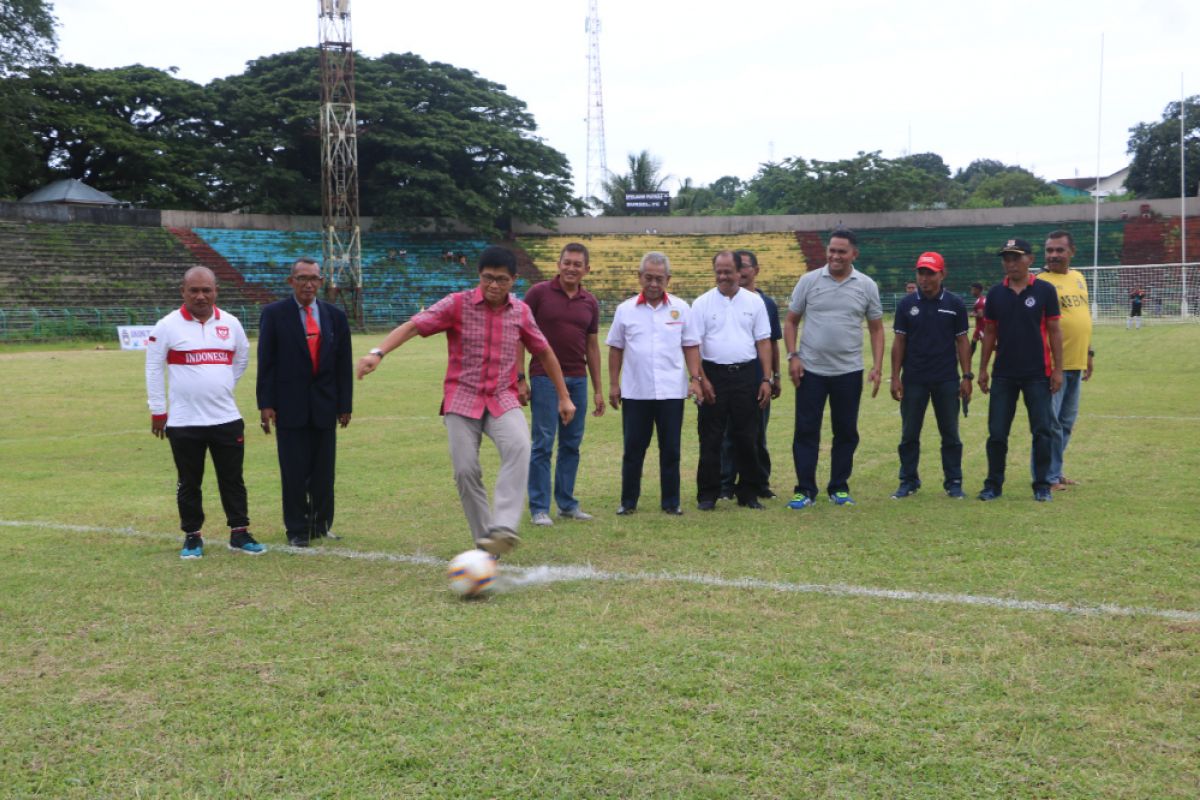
[479,274,514,285]
[292,275,324,284]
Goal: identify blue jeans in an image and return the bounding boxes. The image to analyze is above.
[792,370,863,499]
[528,375,589,514]
[620,398,685,510]
[1031,369,1081,484]
[985,375,1053,493]
[897,379,962,490]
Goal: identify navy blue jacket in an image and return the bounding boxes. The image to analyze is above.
[256,298,353,429]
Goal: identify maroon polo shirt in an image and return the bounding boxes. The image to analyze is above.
[524,276,599,378]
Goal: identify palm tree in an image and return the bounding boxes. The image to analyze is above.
[594,150,667,215]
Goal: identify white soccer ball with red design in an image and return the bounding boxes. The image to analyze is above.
[447,548,497,597]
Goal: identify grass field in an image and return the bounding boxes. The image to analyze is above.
[2,323,1198,798]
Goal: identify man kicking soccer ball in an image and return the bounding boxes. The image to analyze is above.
[356,247,575,556]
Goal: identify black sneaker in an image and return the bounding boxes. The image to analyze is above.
[180,532,203,560]
[229,529,266,555]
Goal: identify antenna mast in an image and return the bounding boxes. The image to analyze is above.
[585,0,608,210]
[318,0,363,328]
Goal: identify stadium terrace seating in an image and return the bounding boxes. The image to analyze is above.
[516,233,808,311]
[795,222,1129,308]
[0,220,261,312]
[189,228,494,325]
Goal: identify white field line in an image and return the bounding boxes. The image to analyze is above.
[1089,414,1200,421]
[3,519,1198,623]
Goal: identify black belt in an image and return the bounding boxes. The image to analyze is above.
[702,359,755,372]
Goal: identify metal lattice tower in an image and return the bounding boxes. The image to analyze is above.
[318,0,363,328]
[585,0,608,210]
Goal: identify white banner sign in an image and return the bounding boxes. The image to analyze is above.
[117,325,155,350]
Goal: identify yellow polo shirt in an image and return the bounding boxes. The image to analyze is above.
[1040,268,1092,370]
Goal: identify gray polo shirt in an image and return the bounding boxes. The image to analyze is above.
[788,265,883,376]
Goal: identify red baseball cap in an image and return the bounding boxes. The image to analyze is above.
[915,252,945,272]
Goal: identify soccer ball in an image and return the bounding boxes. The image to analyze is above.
[447,548,497,598]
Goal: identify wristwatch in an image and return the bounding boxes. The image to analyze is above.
[516,373,526,381]
[368,347,385,359]
[786,351,801,361]
[961,372,974,381]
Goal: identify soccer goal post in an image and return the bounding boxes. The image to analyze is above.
[1076,262,1200,322]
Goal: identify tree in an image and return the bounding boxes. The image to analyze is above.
[964,169,1057,208]
[596,150,667,215]
[953,159,1010,191]
[1126,95,1200,198]
[208,49,576,230]
[9,63,215,207]
[2,48,577,228]
[746,152,943,214]
[1,0,57,74]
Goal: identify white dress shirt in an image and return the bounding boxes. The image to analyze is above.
[605,293,699,400]
[689,286,770,364]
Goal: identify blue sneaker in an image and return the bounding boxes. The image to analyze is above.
[180,532,203,560]
[977,487,1002,501]
[829,491,856,506]
[1033,487,1053,502]
[891,483,919,499]
[228,529,266,555]
[945,485,966,499]
[788,493,815,510]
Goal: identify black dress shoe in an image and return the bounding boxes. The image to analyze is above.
[718,491,735,501]
[738,498,766,510]
[757,489,778,499]
[661,507,684,516]
[697,500,716,511]
[288,537,310,548]
[616,505,636,516]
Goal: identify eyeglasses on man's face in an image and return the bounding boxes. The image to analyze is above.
[292,275,324,284]
[479,273,514,285]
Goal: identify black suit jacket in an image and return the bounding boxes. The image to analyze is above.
[257,298,353,429]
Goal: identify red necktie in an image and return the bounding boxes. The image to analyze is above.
[304,305,320,374]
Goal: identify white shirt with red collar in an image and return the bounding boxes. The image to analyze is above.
[605,292,700,400]
[146,305,250,427]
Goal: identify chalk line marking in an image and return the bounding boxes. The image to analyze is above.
[3,519,1197,622]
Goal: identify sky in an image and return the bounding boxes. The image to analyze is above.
[52,0,1195,200]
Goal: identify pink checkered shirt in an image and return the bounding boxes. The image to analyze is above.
[412,287,549,418]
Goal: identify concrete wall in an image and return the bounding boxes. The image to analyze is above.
[0,201,160,227]
[6,196,1198,236]
[514,197,1200,236]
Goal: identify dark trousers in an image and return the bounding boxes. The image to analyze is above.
[898,378,962,490]
[167,419,249,534]
[792,370,863,499]
[276,425,337,539]
[985,375,1053,493]
[721,404,771,495]
[620,399,684,510]
[697,361,763,503]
